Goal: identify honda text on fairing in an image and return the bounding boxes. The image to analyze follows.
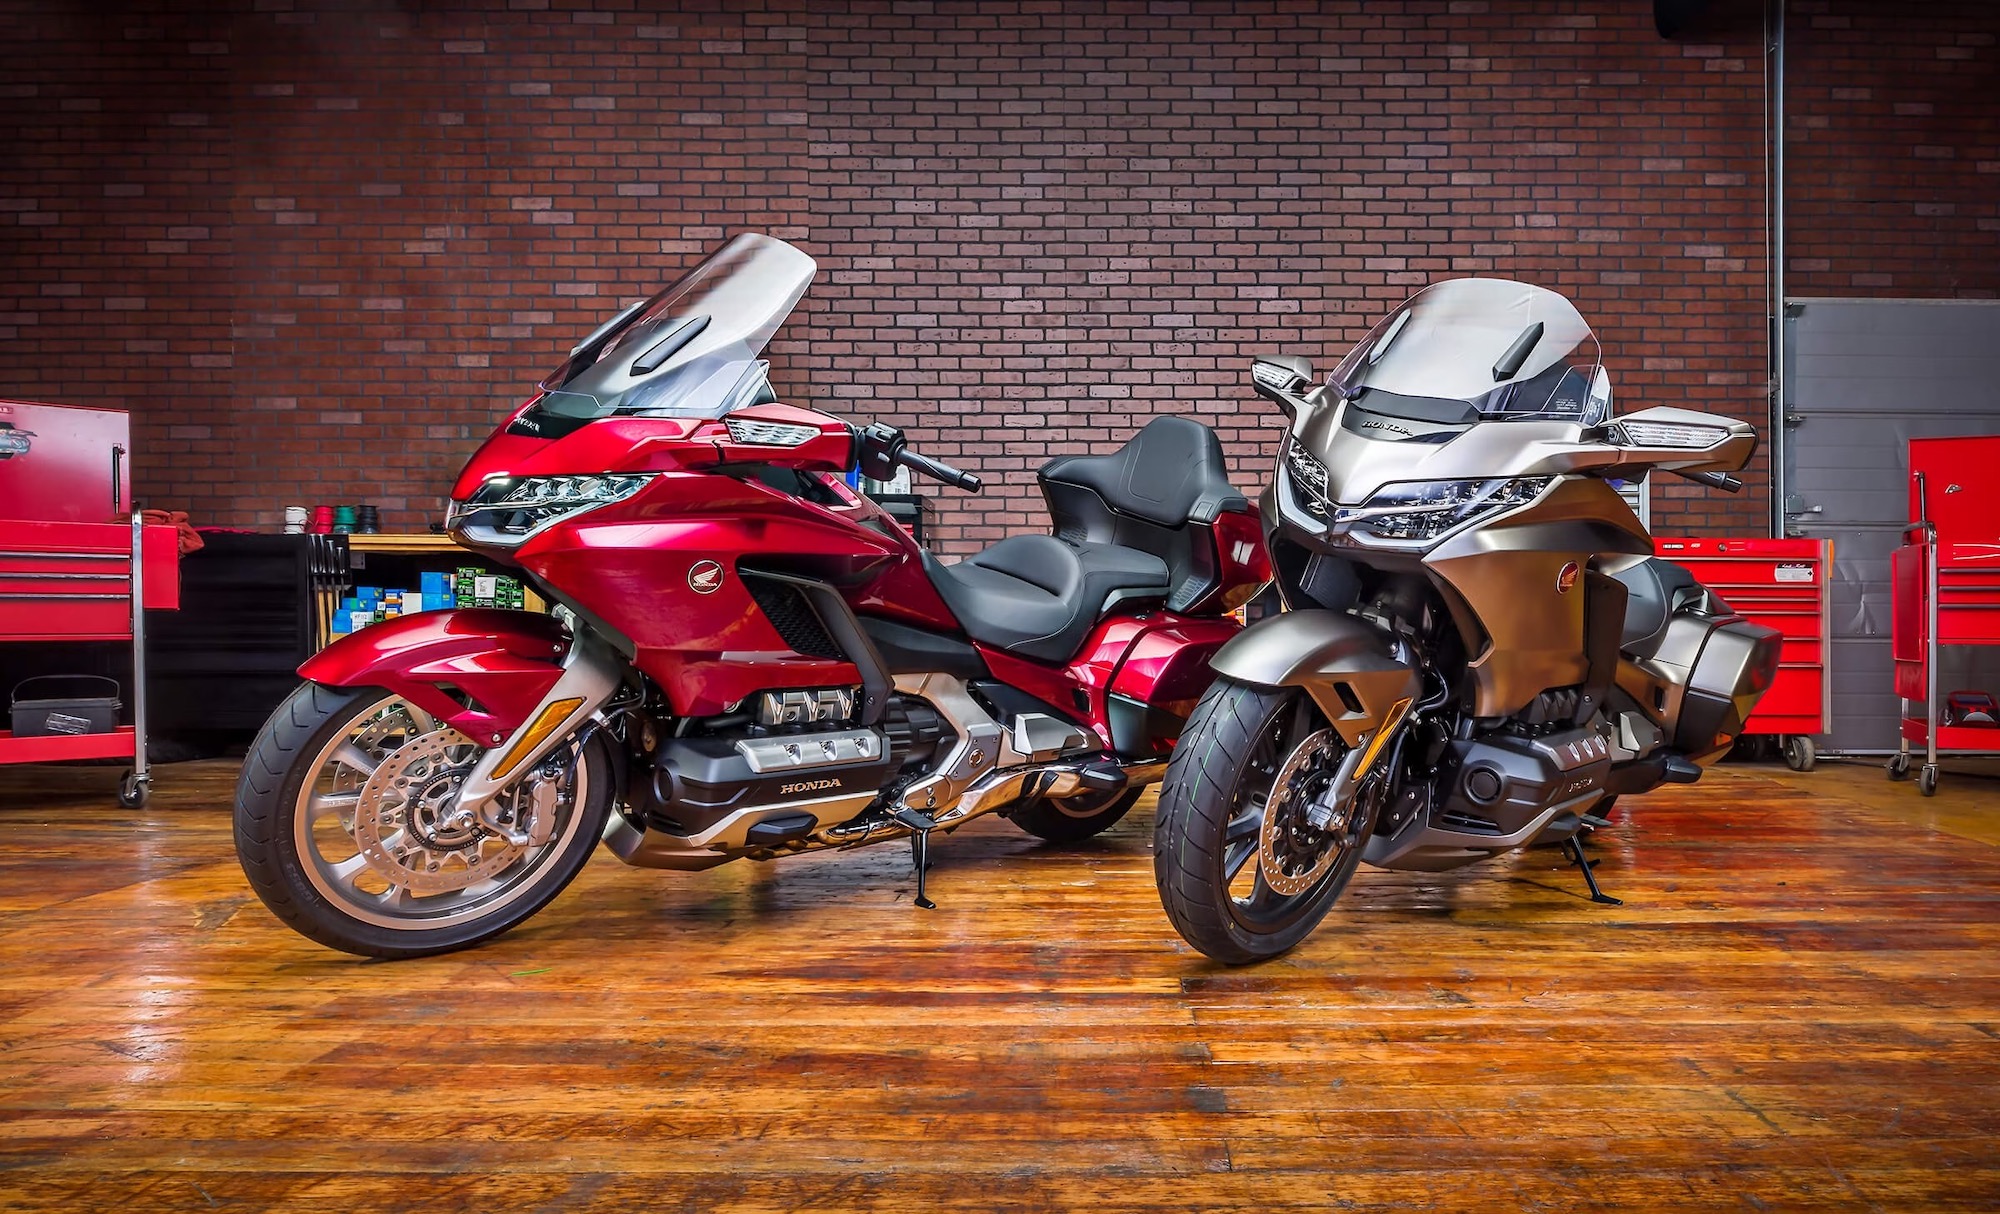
[233,234,1268,958]
[1151,278,1782,964]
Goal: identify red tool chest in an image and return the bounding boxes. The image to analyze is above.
[1889,435,2000,795]
[0,399,133,523]
[1653,536,1832,771]
[0,399,178,805]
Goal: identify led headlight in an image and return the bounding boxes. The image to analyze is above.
[1282,438,1331,513]
[448,473,654,546]
[724,416,819,447]
[1336,476,1554,543]
[1611,419,1728,449]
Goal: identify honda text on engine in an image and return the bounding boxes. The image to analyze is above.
[234,234,1268,958]
[1151,278,1783,964]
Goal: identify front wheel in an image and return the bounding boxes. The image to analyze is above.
[234,683,612,959]
[1153,679,1386,965]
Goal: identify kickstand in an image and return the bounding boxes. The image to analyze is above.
[892,807,938,910]
[1562,835,1622,907]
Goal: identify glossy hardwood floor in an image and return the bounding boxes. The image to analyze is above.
[1,756,1997,1212]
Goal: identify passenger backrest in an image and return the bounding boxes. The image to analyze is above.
[1038,417,1249,612]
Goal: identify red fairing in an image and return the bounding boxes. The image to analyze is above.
[1108,616,1240,726]
[299,608,569,740]
[979,612,1238,754]
[1211,505,1272,599]
[508,461,955,715]
[450,402,854,498]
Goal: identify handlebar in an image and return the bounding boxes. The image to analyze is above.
[898,448,982,493]
[853,421,982,494]
[1671,469,1743,494]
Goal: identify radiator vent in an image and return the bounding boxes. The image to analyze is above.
[744,576,842,659]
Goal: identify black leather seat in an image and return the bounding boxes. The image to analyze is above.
[924,418,1250,663]
[925,536,1170,664]
[1040,416,1248,537]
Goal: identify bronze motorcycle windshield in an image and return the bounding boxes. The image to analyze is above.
[1328,278,1608,424]
[526,233,819,426]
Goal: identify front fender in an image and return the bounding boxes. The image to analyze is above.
[1210,609,1420,747]
[299,608,571,740]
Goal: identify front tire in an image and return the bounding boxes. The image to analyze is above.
[234,682,612,959]
[1153,678,1384,965]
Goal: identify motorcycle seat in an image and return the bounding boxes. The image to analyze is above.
[925,534,1170,664]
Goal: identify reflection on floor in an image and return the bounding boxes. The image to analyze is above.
[0,756,1996,1212]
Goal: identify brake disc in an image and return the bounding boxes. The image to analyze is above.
[352,727,526,896]
[1257,729,1347,896]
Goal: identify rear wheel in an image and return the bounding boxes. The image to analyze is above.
[1153,679,1386,965]
[234,683,611,959]
[1007,786,1143,844]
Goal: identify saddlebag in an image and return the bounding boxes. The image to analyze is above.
[1670,614,1783,758]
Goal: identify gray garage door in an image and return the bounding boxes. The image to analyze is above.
[1783,298,2000,753]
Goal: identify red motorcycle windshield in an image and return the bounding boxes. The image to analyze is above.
[517,234,818,435]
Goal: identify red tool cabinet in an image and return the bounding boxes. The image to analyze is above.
[1653,536,1832,772]
[0,399,133,523]
[0,399,179,806]
[1888,436,2000,796]
[0,515,181,804]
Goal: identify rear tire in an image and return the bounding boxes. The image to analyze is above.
[234,682,612,959]
[1007,786,1142,844]
[1153,678,1382,965]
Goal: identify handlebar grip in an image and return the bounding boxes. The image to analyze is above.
[899,449,982,493]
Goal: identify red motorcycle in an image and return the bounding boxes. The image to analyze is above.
[235,234,1268,957]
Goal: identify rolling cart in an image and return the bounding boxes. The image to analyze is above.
[1653,536,1832,771]
[0,513,181,806]
[1888,436,2000,796]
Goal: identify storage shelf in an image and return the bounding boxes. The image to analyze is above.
[342,533,462,554]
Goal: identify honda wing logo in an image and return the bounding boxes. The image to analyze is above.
[688,560,725,594]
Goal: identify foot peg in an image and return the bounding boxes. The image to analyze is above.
[891,807,939,910]
[1661,755,1702,784]
[1072,761,1127,794]
[1562,835,1623,906]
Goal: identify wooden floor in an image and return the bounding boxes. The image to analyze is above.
[1,757,1997,1212]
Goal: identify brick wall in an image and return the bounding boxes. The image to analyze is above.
[1786,0,2000,298]
[1,0,1994,554]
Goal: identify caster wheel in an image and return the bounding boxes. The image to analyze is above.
[117,769,149,809]
[1887,754,1911,781]
[1782,736,1817,773]
[1919,766,1939,797]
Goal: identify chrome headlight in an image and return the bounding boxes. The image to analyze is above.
[448,473,654,547]
[1337,476,1554,543]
